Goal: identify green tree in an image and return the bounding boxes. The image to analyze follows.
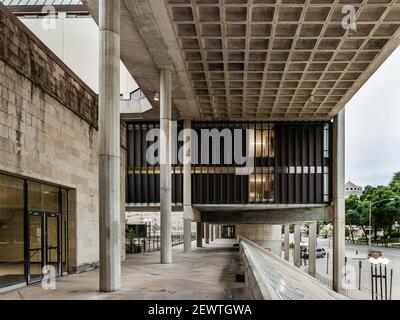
[345,195,365,243]
[361,185,400,245]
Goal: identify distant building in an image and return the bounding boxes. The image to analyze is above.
[345,181,363,198]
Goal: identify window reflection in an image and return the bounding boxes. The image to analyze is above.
[0,174,25,288]
[249,172,274,203]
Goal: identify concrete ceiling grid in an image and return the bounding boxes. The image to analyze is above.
[84,0,400,121]
[165,0,400,121]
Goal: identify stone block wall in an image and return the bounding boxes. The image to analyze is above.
[0,4,125,271]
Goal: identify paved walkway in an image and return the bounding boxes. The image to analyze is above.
[0,239,250,300]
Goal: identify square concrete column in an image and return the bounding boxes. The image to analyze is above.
[294,223,301,268]
[333,109,346,293]
[99,0,121,293]
[210,225,214,242]
[308,222,317,277]
[196,222,203,248]
[284,224,290,261]
[160,68,173,264]
[183,120,192,253]
[205,223,210,244]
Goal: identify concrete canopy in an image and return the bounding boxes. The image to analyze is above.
[84,0,400,121]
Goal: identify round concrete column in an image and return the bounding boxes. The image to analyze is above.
[237,224,282,257]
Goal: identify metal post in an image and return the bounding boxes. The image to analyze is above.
[369,203,372,248]
[326,252,329,274]
[390,269,393,300]
[371,264,374,300]
[359,261,362,290]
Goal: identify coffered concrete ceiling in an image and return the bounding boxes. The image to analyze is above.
[84,0,400,121]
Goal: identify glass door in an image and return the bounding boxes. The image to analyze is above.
[28,211,60,283]
[46,213,60,274]
[29,212,43,282]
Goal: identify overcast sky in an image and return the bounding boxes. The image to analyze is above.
[345,46,400,188]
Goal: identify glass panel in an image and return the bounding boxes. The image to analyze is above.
[29,214,42,281]
[0,174,25,288]
[249,174,274,203]
[47,215,58,274]
[28,182,59,213]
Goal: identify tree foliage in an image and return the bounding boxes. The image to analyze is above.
[345,172,400,244]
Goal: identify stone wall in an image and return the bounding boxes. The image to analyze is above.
[0,4,125,271]
[0,4,97,128]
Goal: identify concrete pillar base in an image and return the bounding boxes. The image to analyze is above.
[184,219,192,253]
[236,224,282,257]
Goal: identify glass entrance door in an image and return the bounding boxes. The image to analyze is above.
[28,212,60,283]
[46,213,59,274]
[29,212,43,282]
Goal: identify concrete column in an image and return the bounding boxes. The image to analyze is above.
[333,109,346,293]
[308,222,317,277]
[236,225,282,256]
[160,68,173,264]
[284,224,290,261]
[196,222,203,248]
[183,120,192,253]
[205,223,210,244]
[99,0,121,293]
[210,225,214,241]
[217,226,221,239]
[294,223,301,268]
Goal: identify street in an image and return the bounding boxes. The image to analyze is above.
[287,238,400,300]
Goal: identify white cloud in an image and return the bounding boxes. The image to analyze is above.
[345,46,400,187]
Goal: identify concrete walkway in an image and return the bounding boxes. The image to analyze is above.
[0,239,250,300]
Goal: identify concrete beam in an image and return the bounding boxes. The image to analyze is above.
[200,207,328,225]
[160,68,172,264]
[333,109,346,293]
[99,0,121,293]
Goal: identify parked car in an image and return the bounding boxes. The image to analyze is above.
[301,247,326,259]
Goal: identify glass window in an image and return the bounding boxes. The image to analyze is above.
[251,125,275,158]
[28,182,59,213]
[0,174,25,288]
[249,173,274,203]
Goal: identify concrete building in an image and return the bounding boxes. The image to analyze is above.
[345,181,363,198]
[1,0,400,298]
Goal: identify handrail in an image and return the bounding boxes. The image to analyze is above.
[239,237,348,300]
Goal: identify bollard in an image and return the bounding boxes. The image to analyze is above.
[326,252,329,274]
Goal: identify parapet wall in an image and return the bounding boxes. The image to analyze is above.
[0,3,98,128]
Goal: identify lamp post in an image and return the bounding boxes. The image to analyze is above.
[368,198,395,247]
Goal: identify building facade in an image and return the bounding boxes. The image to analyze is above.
[345,181,363,198]
[0,4,125,291]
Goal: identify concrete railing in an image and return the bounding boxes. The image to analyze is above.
[239,237,348,300]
